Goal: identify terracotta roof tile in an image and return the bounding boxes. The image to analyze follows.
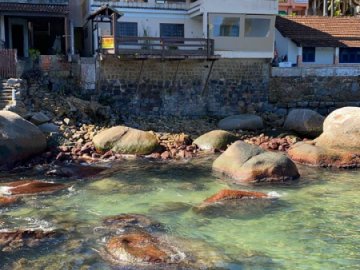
[276,16,360,48]
[0,3,69,14]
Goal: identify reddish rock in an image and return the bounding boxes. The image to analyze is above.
[0,229,60,252]
[0,180,66,195]
[161,151,170,160]
[0,196,19,206]
[202,189,268,205]
[105,231,170,264]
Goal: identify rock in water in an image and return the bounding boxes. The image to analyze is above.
[0,180,66,196]
[0,196,19,207]
[93,126,160,155]
[194,189,276,217]
[105,231,175,264]
[284,109,324,138]
[218,114,264,131]
[193,130,238,151]
[0,111,47,168]
[0,229,60,252]
[103,214,164,232]
[213,141,300,183]
[202,189,268,204]
[288,107,360,168]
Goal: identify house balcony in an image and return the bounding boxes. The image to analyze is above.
[92,0,189,10]
[100,36,218,60]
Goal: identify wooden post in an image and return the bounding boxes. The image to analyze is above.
[112,13,117,53]
[64,16,69,55]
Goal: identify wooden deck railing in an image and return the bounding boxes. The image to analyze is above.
[100,36,215,58]
[0,49,17,79]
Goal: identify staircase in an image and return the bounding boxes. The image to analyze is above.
[0,80,13,110]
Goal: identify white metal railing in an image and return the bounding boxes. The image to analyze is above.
[94,0,188,10]
[0,0,68,4]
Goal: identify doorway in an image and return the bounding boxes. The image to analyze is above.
[11,24,24,57]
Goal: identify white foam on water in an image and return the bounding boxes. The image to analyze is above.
[267,191,282,198]
[0,186,13,195]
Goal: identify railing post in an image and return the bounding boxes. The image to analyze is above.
[12,89,16,104]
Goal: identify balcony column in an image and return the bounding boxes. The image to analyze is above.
[297,46,303,67]
[64,16,69,55]
[334,47,339,65]
[202,12,208,38]
[0,15,5,44]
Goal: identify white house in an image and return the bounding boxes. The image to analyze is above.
[83,0,278,59]
[275,16,360,66]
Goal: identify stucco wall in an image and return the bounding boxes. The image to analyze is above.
[98,57,270,116]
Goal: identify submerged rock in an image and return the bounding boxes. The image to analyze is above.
[193,130,238,151]
[0,229,60,252]
[288,107,360,168]
[0,180,66,196]
[202,189,269,204]
[0,111,47,168]
[284,109,324,138]
[218,114,264,131]
[213,141,300,183]
[0,196,19,207]
[194,189,276,217]
[103,214,164,232]
[104,231,180,265]
[46,164,107,178]
[93,126,160,155]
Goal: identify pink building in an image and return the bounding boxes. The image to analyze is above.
[279,0,309,15]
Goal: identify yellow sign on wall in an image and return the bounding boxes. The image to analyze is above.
[102,37,114,49]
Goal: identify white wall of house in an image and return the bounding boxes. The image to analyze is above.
[276,30,336,65]
[200,0,278,15]
[313,48,334,65]
[288,40,298,64]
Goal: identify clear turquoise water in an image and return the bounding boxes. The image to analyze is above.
[0,156,359,269]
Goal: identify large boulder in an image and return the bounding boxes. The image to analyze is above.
[284,109,324,138]
[193,130,238,151]
[213,141,300,183]
[288,107,360,168]
[93,126,160,155]
[218,114,264,131]
[0,111,47,168]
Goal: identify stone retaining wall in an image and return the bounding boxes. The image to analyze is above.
[270,67,360,115]
[99,57,270,117]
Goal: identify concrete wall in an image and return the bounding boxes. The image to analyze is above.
[98,57,270,116]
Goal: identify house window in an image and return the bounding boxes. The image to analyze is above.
[160,23,184,38]
[245,18,271,38]
[339,48,360,63]
[212,17,240,37]
[116,22,138,38]
[303,47,315,62]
